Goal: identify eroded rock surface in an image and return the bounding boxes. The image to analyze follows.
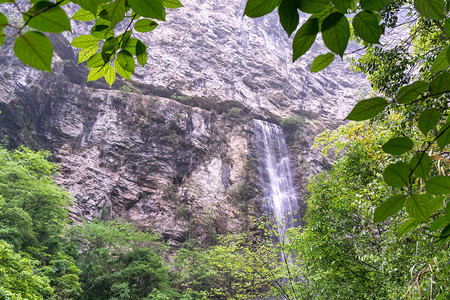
[0,0,368,244]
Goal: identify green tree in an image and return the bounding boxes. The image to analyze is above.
[0,240,54,300]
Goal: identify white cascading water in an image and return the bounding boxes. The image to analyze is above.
[253,119,299,242]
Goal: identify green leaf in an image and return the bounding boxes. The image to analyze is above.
[129,0,166,20]
[310,53,335,72]
[361,0,392,11]
[439,224,450,241]
[78,45,98,64]
[91,18,114,39]
[244,0,281,17]
[383,162,411,187]
[353,11,382,44]
[71,35,99,49]
[163,0,183,9]
[444,18,450,37]
[410,152,432,179]
[431,46,450,72]
[71,8,96,21]
[87,66,108,82]
[136,40,148,67]
[14,31,54,73]
[104,64,116,87]
[25,1,71,33]
[430,216,448,232]
[446,205,450,221]
[436,120,450,150]
[122,38,138,55]
[134,19,158,32]
[426,175,450,195]
[87,53,105,68]
[322,12,350,57]
[429,195,444,215]
[297,0,331,13]
[71,0,108,15]
[332,0,355,13]
[116,50,135,73]
[0,33,5,47]
[0,12,7,31]
[447,45,450,66]
[278,0,299,37]
[101,0,126,27]
[382,137,414,155]
[405,194,431,222]
[430,71,450,96]
[345,97,388,121]
[114,59,132,80]
[396,80,429,104]
[374,194,406,223]
[102,37,119,53]
[418,108,441,135]
[397,218,420,237]
[292,17,318,62]
[414,0,444,20]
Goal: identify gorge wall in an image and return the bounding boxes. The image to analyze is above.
[0,0,368,245]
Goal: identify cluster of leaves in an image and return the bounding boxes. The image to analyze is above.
[0,0,183,86]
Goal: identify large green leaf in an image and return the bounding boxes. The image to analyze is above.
[382,137,414,155]
[436,119,450,149]
[78,45,98,64]
[163,0,183,9]
[243,0,281,18]
[345,97,387,121]
[414,0,444,20]
[321,12,350,57]
[373,194,406,223]
[353,11,382,43]
[114,59,132,80]
[332,0,355,13]
[383,162,411,187]
[100,0,126,27]
[129,0,166,21]
[116,50,135,73]
[0,33,5,47]
[431,46,450,72]
[71,35,99,49]
[405,195,430,222]
[87,53,105,68]
[430,71,450,96]
[71,0,108,15]
[0,12,7,31]
[361,0,392,11]
[410,152,432,179]
[310,53,335,72]
[134,19,158,32]
[396,80,429,104]
[292,17,318,62]
[278,0,299,37]
[426,175,450,195]
[430,216,448,232]
[25,1,71,33]
[397,218,420,237]
[87,65,108,82]
[104,64,116,87]
[14,31,54,73]
[136,40,148,67]
[122,38,138,55]
[444,18,450,37]
[418,108,441,135]
[71,8,97,21]
[297,0,331,13]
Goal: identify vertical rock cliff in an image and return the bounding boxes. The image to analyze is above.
[0,0,368,244]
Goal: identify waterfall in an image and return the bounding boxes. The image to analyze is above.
[253,120,299,242]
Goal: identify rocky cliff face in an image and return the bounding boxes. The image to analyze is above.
[0,0,367,245]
